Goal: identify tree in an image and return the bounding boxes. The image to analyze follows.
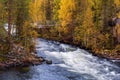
[0,0,6,26]
[29,0,46,26]
[59,0,76,39]
[53,0,60,23]
[73,0,87,44]
[81,7,97,48]
[15,0,37,50]
[45,0,53,22]
[114,0,120,11]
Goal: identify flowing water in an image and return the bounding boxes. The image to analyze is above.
[0,38,120,80]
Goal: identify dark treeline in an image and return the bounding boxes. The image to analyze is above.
[35,0,120,58]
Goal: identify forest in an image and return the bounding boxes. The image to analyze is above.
[0,0,42,69]
[34,0,120,59]
[1,0,120,80]
[0,0,120,69]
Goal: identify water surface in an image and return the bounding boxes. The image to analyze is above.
[0,38,120,80]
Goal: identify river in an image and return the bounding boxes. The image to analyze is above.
[0,38,120,80]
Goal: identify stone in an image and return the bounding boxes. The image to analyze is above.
[46,60,52,64]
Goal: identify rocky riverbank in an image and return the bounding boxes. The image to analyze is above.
[0,52,45,70]
[0,41,54,70]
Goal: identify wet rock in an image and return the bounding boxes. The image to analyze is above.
[46,60,52,64]
[38,57,45,62]
[34,51,37,54]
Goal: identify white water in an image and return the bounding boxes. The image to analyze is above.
[0,38,120,80]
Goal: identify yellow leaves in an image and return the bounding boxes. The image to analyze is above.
[74,2,96,45]
[22,21,37,38]
[58,0,76,35]
[82,7,95,36]
[117,12,120,18]
[114,0,120,7]
[61,13,72,27]
[22,21,29,37]
[59,0,76,34]
[88,0,94,7]
[74,26,81,42]
[57,25,68,34]
[20,21,38,48]
[60,0,75,10]
[31,30,38,38]
[114,0,120,18]
[115,0,120,18]
[29,0,46,25]
[83,7,94,27]
[53,0,61,21]
[97,33,110,44]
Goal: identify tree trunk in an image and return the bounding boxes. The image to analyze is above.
[8,0,12,37]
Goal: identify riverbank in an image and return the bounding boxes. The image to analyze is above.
[0,52,44,70]
[1,38,120,80]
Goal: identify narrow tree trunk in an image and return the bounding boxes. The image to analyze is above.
[7,0,14,51]
[8,0,12,37]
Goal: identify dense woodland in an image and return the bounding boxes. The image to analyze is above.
[0,0,38,63]
[34,0,120,58]
[0,0,120,61]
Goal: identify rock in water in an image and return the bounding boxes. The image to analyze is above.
[46,60,52,64]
